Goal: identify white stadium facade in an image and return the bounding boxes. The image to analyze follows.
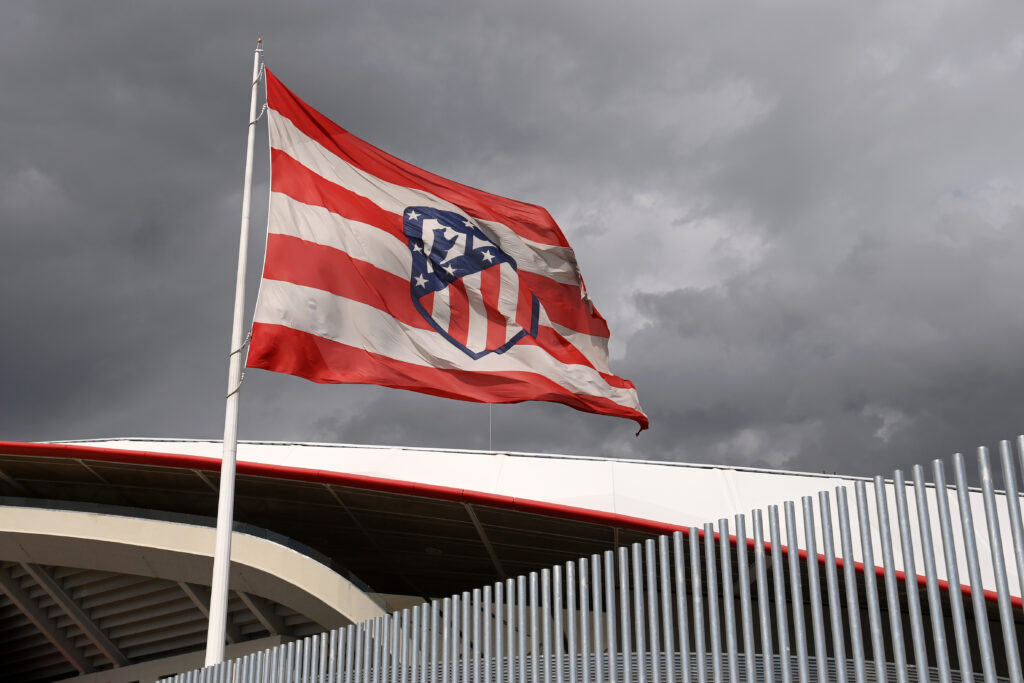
[1,438,1022,682]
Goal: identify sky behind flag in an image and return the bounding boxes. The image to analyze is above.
[2,2,1024,477]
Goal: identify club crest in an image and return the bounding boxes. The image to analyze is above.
[404,206,539,359]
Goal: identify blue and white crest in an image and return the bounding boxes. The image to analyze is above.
[404,206,539,359]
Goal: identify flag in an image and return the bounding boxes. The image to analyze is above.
[247,69,648,431]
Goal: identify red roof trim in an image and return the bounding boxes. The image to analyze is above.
[0,440,1017,609]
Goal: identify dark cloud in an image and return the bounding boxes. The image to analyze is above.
[3,2,1024,479]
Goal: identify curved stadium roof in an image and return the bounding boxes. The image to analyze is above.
[0,438,1019,681]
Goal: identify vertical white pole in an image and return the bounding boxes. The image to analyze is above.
[205,39,264,667]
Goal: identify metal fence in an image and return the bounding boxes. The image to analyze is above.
[165,441,1024,683]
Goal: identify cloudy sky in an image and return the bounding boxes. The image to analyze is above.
[3,1,1024,477]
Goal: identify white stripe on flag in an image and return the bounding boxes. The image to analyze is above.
[269,192,411,279]
[431,287,451,332]
[254,279,641,407]
[496,262,522,343]
[462,271,488,352]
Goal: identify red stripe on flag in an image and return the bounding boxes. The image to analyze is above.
[272,150,404,241]
[266,69,570,249]
[420,290,435,316]
[518,272,610,338]
[247,323,648,431]
[263,234,431,332]
[515,277,534,335]
[446,278,470,347]
[480,265,506,351]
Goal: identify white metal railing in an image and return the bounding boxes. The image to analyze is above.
[164,440,1024,683]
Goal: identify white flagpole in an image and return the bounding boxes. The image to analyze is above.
[205,39,264,667]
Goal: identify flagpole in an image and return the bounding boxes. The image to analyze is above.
[205,39,264,667]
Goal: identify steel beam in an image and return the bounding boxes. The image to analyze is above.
[179,581,243,643]
[0,565,93,673]
[0,466,30,494]
[21,563,129,667]
[464,503,507,579]
[237,590,286,636]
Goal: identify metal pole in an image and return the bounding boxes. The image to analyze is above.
[704,524,722,683]
[799,498,827,683]
[604,551,618,683]
[619,546,634,683]
[481,585,489,683]
[816,492,846,683]
[568,561,578,683]
[717,520,738,683]
[542,571,552,683]
[392,615,401,683]
[644,541,660,683]
[495,583,504,683]
[854,481,886,683]
[581,558,593,683]
[431,601,441,683]
[553,566,564,683]
[593,554,606,683]
[364,622,375,683]
[632,544,648,683]
[835,488,866,683]
[873,476,909,683]
[751,511,774,683]
[1001,440,1024,607]
[930,461,973,679]
[347,624,356,683]
[473,589,482,683]
[656,538,675,683]
[205,39,263,666]
[910,465,951,683]
[466,591,474,683]
[977,447,1023,682]
[530,577,539,683]
[690,528,707,683]
[410,607,420,683]
[442,598,451,683]
[733,516,755,683]
[783,502,809,683]
[516,577,526,683]
[375,618,384,683]
[952,453,997,683]
[671,533,691,683]
[767,507,791,683]
[330,629,339,683]
[891,470,928,683]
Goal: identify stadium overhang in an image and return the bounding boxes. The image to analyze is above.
[0,439,1019,682]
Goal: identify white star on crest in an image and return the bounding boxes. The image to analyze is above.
[481,250,495,263]
[406,209,421,221]
[413,274,428,288]
[463,218,474,227]
[412,243,423,253]
[443,264,457,276]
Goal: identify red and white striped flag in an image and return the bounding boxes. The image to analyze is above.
[247,69,648,431]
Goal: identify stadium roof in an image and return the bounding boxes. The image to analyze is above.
[0,438,1018,681]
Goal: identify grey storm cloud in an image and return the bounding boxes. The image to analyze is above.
[3,1,1024,479]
